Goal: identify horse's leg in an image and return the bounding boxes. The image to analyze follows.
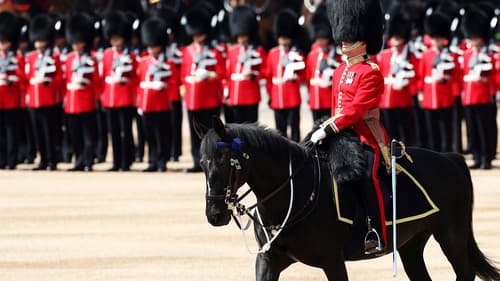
[433,229,475,281]
[398,232,432,281]
[255,252,294,281]
[322,260,349,281]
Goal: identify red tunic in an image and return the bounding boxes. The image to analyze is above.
[306,46,338,110]
[25,50,62,108]
[64,52,101,114]
[226,45,266,106]
[417,48,460,110]
[264,47,305,109]
[0,51,25,110]
[180,44,225,110]
[136,54,177,112]
[461,47,496,106]
[375,47,418,109]
[101,48,137,108]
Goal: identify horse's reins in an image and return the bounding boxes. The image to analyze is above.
[206,138,322,253]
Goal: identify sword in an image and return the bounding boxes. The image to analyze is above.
[391,139,398,277]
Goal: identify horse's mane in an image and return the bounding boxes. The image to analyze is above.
[202,123,310,162]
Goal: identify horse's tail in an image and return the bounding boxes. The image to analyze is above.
[447,153,500,280]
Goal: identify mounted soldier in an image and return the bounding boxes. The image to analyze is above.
[310,0,389,254]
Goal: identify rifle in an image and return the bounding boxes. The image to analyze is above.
[105,49,133,84]
[31,49,56,85]
[390,45,416,90]
[0,52,19,86]
[67,54,95,90]
[140,53,172,90]
[275,47,305,83]
[425,48,455,84]
[464,47,493,82]
[231,46,262,81]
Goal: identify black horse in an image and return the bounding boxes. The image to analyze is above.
[201,117,500,281]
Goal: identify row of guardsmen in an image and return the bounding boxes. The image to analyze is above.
[0,1,498,172]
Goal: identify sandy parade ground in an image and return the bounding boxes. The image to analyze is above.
[0,104,499,281]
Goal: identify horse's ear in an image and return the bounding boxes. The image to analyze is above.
[212,116,227,139]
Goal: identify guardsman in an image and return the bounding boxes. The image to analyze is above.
[0,12,24,170]
[310,0,389,254]
[151,7,183,162]
[137,16,177,172]
[375,8,418,145]
[51,13,72,163]
[17,17,37,166]
[226,5,266,124]
[461,6,497,169]
[181,4,225,173]
[306,4,338,123]
[264,9,305,142]
[418,11,461,153]
[26,14,63,171]
[101,11,137,172]
[64,13,101,172]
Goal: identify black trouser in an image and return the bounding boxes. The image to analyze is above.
[380,108,415,146]
[142,110,171,169]
[424,107,453,152]
[61,105,73,162]
[274,107,300,142]
[67,111,97,168]
[311,109,330,124]
[107,107,134,170]
[95,105,108,162]
[0,109,19,168]
[464,104,494,165]
[412,96,427,148]
[29,106,58,167]
[18,108,36,163]
[452,97,464,153]
[223,104,234,124]
[134,110,145,161]
[486,102,497,161]
[229,104,259,124]
[54,103,64,162]
[170,100,183,160]
[187,107,220,167]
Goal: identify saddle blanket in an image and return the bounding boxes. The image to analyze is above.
[332,164,440,226]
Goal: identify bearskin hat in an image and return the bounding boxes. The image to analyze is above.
[18,16,29,43]
[386,9,412,42]
[424,11,451,39]
[102,11,131,42]
[229,5,258,39]
[461,6,491,41]
[49,13,66,39]
[310,4,332,40]
[274,9,300,40]
[29,14,55,43]
[150,6,180,36]
[141,16,168,47]
[0,12,20,43]
[327,0,384,55]
[66,13,94,45]
[183,5,212,36]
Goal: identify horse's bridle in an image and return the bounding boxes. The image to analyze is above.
[205,137,322,231]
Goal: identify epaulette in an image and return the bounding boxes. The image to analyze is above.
[366,60,379,71]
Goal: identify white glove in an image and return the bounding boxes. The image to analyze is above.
[310,127,327,144]
[194,68,210,81]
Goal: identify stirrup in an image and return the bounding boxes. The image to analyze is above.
[364,217,383,255]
